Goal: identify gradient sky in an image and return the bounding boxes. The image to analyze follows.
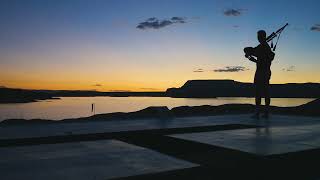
[0,0,319,91]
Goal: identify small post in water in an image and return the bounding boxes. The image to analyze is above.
[91,103,95,115]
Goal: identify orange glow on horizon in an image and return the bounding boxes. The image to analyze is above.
[1,69,320,92]
[1,43,319,91]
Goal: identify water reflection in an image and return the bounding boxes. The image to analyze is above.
[254,118,272,155]
[0,97,314,121]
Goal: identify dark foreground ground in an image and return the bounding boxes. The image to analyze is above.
[1,123,319,180]
[114,126,320,180]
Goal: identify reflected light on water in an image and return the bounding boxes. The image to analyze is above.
[0,97,314,121]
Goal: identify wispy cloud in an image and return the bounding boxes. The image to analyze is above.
[171,17,186,23]
[282,66,295,72]
[137,17,187,30]
[213,66,249,72]
[110,90,132,92]
[223,9,245,17]
[93,84,102,87]
[311,24,320,31]
[193,68,204,73]
[140,88,161,91]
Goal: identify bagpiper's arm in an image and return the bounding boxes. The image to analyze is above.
[244,46,258,63]
[248,56,257,63]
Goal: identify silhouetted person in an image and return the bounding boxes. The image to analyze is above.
[244,30,275,119]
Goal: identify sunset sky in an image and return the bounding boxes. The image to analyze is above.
[0,0,319,91]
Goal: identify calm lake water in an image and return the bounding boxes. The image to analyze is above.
[0,97,315,121]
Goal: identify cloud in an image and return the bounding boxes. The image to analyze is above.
[171,17,186,23]
[223,9,245,16]
[140,88,161,91]
[282,66,295,72]
[213,66,249,72]
[93,84,102,87]
[110,90,132,92]
[137,17,187,30]
[311,24,320,31]
[193,68,204,73]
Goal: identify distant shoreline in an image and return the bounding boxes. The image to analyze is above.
[1,79,320,104]
[0,97,61,104]
[0,88,166,104]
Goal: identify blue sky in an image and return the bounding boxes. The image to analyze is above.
[0,0,319,91]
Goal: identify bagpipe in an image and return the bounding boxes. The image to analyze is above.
[244,23,289,59]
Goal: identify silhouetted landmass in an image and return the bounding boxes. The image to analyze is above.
[1,98,319,125]
[166,80,320,98]
[0,88,165,103]
[51,90,165,97]
[1,79,320,103]
[0,88,59,103]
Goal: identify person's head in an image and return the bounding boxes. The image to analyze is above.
[257,30,266,43]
